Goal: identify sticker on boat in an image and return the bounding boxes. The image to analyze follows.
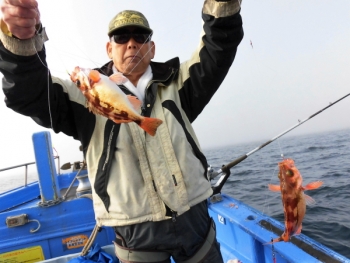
[0,246,44,262]
[62,234,88,250]
[218,214,226,225]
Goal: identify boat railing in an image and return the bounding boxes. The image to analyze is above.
[0,156,60,187]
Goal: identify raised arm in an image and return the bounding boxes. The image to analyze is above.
[0,0,95,143]
[178,0,244,122]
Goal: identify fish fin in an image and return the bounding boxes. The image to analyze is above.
[303,181,323,191]
[110,117,131,124]
[109,72,128,85]
[139,117,163,136]
[304,193,316,206]
[127,95,142,111]
[295,224,302,235]
[268,184,281,192]
[87,102,101,115]
[89,70,101,83]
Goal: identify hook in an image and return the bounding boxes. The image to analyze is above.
[28,219,41,233]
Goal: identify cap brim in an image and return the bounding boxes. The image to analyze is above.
[108,25,153,37]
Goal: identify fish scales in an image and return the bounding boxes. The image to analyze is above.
[70,67,162,136]
[267,158,323,243]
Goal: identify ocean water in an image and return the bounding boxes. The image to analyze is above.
[204,128,350,259]
[1,129,349,259]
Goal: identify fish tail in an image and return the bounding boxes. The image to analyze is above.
[139,117,163,136]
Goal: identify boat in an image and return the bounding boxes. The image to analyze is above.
[0,131,349,263]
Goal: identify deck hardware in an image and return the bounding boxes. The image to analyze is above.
[29,219,41,233]
[78,194,93,200]
[6,214,41,233]
[39,198,63,207]
[6,214,28,228]
[61,161,84,171]
[0,161,36,187]
[76,174,92,197]
[62,161,87,200]
[209,193,223,203]
[246,215,256,221]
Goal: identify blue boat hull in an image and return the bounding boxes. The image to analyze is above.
[0,132,349,263]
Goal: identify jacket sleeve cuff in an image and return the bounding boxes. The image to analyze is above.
[0,19,48,56]
[203,0,242,18]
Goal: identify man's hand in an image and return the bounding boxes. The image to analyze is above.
[1,0,40,39]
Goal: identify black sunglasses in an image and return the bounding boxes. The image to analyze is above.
[112,33,152,44]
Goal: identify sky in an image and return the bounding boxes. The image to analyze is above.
[1,0,350,170]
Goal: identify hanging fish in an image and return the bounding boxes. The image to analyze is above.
[267,158,323,243]
[70,67,163,136]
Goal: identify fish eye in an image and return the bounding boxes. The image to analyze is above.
[76,80,81,87]
[286,169,294,177]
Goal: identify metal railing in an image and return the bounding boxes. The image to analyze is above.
[0,162,36,187]
[0,156,60,187]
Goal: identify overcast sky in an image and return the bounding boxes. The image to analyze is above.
[1,0,350,169]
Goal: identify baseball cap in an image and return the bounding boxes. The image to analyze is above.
[108,10,153,37]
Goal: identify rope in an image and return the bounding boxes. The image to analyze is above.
[80,224,101,256]
[62,161,86,200]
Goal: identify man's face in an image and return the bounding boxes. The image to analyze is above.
[106,26,155,76]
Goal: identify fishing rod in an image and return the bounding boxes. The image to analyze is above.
[211,91,350,196]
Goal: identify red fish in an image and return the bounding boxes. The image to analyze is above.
[70,67,163,136]
[267,158,323,243]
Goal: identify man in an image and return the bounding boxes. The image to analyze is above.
[0,0,243,262]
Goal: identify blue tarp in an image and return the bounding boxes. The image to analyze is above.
[68,244,118,263]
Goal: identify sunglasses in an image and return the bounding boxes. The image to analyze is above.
[112,32,152,44]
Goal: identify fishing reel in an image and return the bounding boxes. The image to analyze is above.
[207,165,219,180]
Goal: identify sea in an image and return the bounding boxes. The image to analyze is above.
[1,128,350,259]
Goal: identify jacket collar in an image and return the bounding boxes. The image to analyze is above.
[150,57,179,86]
[98,57,180,86]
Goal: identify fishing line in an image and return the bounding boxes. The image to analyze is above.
[124,38,155,76]
[50,48,103,68]
[119,0,238,77]
[122,34,152,69]
[31,38,54,130]
[211,90,350,194]
[277,140,285,160]
[31,6,178,133]
[28,6,55,131]
[42,0,202,80]
[262,164,279,215]
[47,36,106,76]
[66,35,108,74]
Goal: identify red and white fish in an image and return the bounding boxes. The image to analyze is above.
[267,158,323,243]
[70,67,163,136]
